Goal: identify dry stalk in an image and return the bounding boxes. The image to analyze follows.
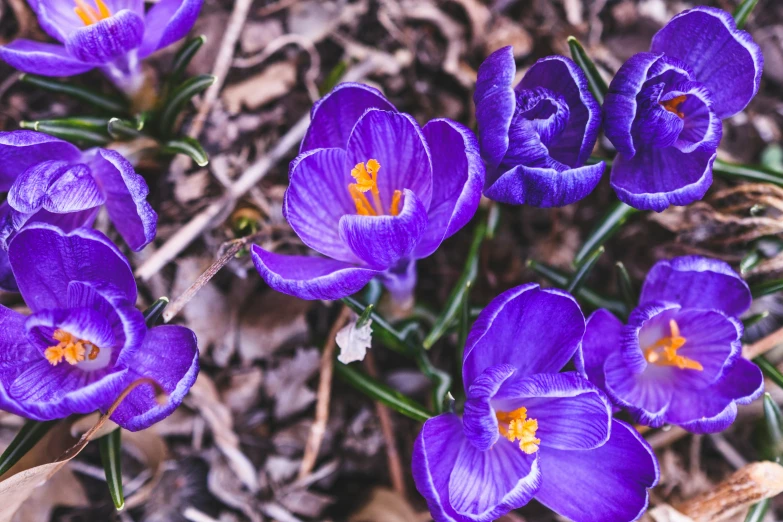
[743,325,783,359]
[364,351,406,495]
[676,461,783,522]
[298,305,353,479]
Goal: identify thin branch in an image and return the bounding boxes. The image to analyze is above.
[299,306,352,479]
[744,325,783,359]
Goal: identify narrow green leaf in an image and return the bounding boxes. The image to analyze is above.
[567,36,608,104]
[567,246,604,294]
[527,259,628,317]
[0,420,58,478]
[741,249,762,275]
[342,296,451,410]
[733,0,759,29]
[107,118,144,140]
[751,279,783,299]
[158,74,216,137]
[169,35,207,86]
[762,393,783,462]
[755,356,783,389]
[334,361,433,422]
[19,74,128,114]
[423,219,487,349]
[714,159,783,188]
[22,116,111,131]
[20,120,110,146]
[99,428,125,511]
[161,137,210,167]
[574,201,639,267]
[356,304,374,328]
[745,499,770,522]
[143,297,169,327]
[615,262,637,310]
[743,311,770,330]
[319,60,349,96]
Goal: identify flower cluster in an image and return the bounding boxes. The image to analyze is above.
[0,1,771,521]
[0,0,203,95]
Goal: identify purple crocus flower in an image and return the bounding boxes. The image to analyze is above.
[473,47,604,207]
[0,130,156,292]
[604,7,763,211]
[251,83,484,303]
[413,284,658,522]
[579,256,764,433]
[0,224,198,431]
[0,0,202,95]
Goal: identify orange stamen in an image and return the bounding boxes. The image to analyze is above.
[73,0,112,26]
[496,407,540,454]
[660,95,687,119]
[390,190,402,216]
[44,329,100,366]
[644,319,702,371]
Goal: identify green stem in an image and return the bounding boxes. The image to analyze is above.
[733,0,759,29]
[567,36,608,104]
[99,428,125,511]
[566,246,603,294]
[573,201,639,267]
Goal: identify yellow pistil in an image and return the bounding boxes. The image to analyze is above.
[348,159,404,216]
[44,329,100,366]
[74,0,112,26]
[660,94,687,119]
[644,319,703,371]
[496,407,540,454]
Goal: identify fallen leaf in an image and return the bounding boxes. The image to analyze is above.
[349,488,421,522]
[238,290,310,364]
[222,62,297,114]
[11,464,87,522]
[265,347,320,420]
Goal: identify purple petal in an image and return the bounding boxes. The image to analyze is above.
[0,131,82,191]
[604,52,663,158]
[88,148,157,251]
[110,325,199,431]
[251,246,378,301]
[0,305,40,417]
[517,55,602,167]
[449,437,540,521]
[670,83,723,154]
[301,83,398,152]
[413,413,470,522]
[24,307,116,358]
[376,258,417,305]
[474,46,516,170]
[632,83,685,150]
[284,148,359,263]
[650,6,763,119]
[463,364,516,452]
[138,0,203,57]
[611,145,716,212]
[0,247,17,292]
[346,109,433,210]
[339,190,428,270]
[7,161,104,214]
[462,284,585,389]
[534,420,658,522]
[484,162,604,207]
[640,256,752,317]
[64,10,144,63]
[27,0,83,41]
[495,372,612,451]
[667,358,762,433]
[0,40,94,77]
[413,119,484,259]
[577,309,625,392]
[9,224,137,311]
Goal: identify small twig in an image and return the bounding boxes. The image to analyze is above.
[187,0,253,140]
[708,433,748,470]
[299,305,352,480]
[364,351,406,495]
[744,325,783,359]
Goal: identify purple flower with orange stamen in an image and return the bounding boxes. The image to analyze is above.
[0,224,199,430]
[474,48,604,207]
[0,130,156,292]
[251,83,485,303]
[604,6,763,211]
[413,284,658,522]
[0,0,203,94]
[579,256,764,433]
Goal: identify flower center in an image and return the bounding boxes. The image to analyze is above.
[495,407,540,454]
[660,95,687,119]
[74,0,112,26]
[348,159,402,217]
[644,319,702,371]
[44,329,101,366]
